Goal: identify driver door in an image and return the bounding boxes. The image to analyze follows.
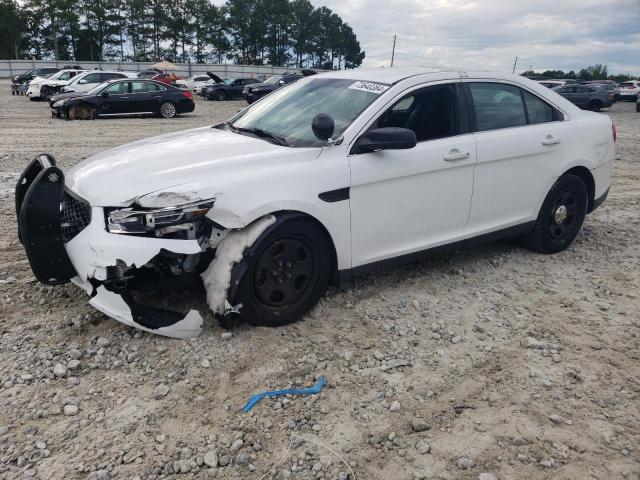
[100,81,131,115]
[348,82,476,268]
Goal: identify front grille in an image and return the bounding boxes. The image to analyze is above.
[60,191,91,242]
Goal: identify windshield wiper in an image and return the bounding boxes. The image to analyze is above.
[228,125,290,147]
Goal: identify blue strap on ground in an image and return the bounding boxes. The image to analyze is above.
[242,376,327,413]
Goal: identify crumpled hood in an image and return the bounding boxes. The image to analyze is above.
[65,127,298,206]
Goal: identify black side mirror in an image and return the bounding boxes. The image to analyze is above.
[312,113,335,141]
[355,127,417,153]
[101,91,109,98]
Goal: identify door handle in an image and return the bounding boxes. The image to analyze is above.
[443,149,470,161]
[121,96,129,100]
[542,135,561,146]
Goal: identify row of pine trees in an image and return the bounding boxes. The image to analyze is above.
[0,0,365,69]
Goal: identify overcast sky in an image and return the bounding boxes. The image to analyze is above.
[309,0,640,74]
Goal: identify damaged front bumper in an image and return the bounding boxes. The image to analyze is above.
[16,154,205,338]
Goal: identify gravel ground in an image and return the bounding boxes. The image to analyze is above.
[1,80,639,480]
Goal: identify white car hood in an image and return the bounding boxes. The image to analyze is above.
[65,126,306,206]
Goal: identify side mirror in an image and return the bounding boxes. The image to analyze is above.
[355,127,417,153]
[101,91,109,97]
[312,113,335,141]
[278,79,285,86]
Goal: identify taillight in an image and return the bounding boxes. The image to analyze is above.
[182,91,193,100]
[612,123,616,142]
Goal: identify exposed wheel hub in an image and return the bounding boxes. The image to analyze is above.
[554,205,568,225]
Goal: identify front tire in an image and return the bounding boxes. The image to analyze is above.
[159,102,177,118]
[214,89,226,101]
[68,104,96,120]
[234,218,332,327]
[524,174,588,254]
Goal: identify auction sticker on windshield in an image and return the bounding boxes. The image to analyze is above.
[349,81,389,94]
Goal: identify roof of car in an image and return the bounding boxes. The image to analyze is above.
[315,67,486,84]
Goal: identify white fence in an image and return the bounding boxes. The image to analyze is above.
[0,59,310,79]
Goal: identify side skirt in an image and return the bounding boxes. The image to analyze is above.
[338,221,535,282]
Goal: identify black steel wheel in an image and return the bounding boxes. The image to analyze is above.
[214,89,226,101]
[524,174,588,254]
[233,217,332,327]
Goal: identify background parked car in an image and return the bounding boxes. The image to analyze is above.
[552,84,613,111]
[537,80,566,89]
[590,83,618,102]
[26,69,85,100]
[636,95,640,112]
[618,80,640,101]
[137,68,163,79]
[175,74,212,92]
[50,79,195,120]
[204,77,259,100]
[242,73,303,103]
[12,67,59,84]
[59,70,135,93]
[151,72,182,85]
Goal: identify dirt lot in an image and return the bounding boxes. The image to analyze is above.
[0,81,639,480]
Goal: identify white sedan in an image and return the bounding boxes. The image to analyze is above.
[26,69,86,100]
[175,74,213,92]
[16,68,614,338]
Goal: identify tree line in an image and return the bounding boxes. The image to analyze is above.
[0,0,365,69]
[521,64,637,83]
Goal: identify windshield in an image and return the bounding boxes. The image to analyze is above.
[229,78,385,147]
[223,78,237,85]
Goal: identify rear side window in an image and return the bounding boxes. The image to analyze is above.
[131,81,155,93]
[469,83,527,131]
[522,91,553,124]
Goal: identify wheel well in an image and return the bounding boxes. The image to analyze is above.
[564,166,595,211]
[271,210,339,284]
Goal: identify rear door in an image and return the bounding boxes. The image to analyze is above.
[129,80,158,113]
[464,81,568,236]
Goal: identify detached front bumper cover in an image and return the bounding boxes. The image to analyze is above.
[16,154,77,284]
[16,154,204,338]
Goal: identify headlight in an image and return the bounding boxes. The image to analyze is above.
[107,199,215,236]
[52,99,66,107]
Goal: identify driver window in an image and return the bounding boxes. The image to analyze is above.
[377,84,458,142]
[104,82,129,95]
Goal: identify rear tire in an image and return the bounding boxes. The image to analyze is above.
[234,218,332,327]
[587,100,602,111]
[159,102,177,118]
[523,174,588,254]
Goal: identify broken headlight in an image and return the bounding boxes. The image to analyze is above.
[107,199,215,236]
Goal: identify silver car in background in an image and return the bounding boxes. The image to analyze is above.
[552,84,614,111]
